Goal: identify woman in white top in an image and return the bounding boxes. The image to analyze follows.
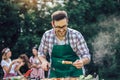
[1,48,18,78]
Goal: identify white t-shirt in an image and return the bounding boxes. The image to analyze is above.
[56,37,65,45]
[1,59,17,74]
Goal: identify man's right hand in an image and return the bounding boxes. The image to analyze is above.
[41,61,50,71]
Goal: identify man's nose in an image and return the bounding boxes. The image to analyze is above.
[60,28,64,32]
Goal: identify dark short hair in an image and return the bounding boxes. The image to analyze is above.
[51,10,68,21]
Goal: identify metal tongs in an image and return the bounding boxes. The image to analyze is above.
[49,60,73,71]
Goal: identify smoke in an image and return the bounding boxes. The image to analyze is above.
[92,15,120,66]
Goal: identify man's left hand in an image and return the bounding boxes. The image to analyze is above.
[72,60,83,69]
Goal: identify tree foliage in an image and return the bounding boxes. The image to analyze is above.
[0,0,120,79]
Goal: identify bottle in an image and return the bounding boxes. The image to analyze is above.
[24,69,33,78]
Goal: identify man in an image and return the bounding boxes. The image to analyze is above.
[38,10,90,78]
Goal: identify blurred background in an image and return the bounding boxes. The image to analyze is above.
[0,0,120,79]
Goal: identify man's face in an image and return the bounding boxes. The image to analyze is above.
[53,18,68,38]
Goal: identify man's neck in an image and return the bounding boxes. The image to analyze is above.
[57,36,65,41]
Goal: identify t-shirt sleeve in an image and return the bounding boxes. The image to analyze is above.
[1,60,7,67]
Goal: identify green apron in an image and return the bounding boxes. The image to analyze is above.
[49,35,83,78]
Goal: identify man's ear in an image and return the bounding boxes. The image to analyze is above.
[51,21,54,28]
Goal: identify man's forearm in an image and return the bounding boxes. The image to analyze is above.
[81,57,90,65]
[39,56,48,63]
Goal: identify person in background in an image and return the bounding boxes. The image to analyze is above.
[15,54,31,76]
[38,10,91,78]
[29,46,45,79]
[1,48,18,78]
